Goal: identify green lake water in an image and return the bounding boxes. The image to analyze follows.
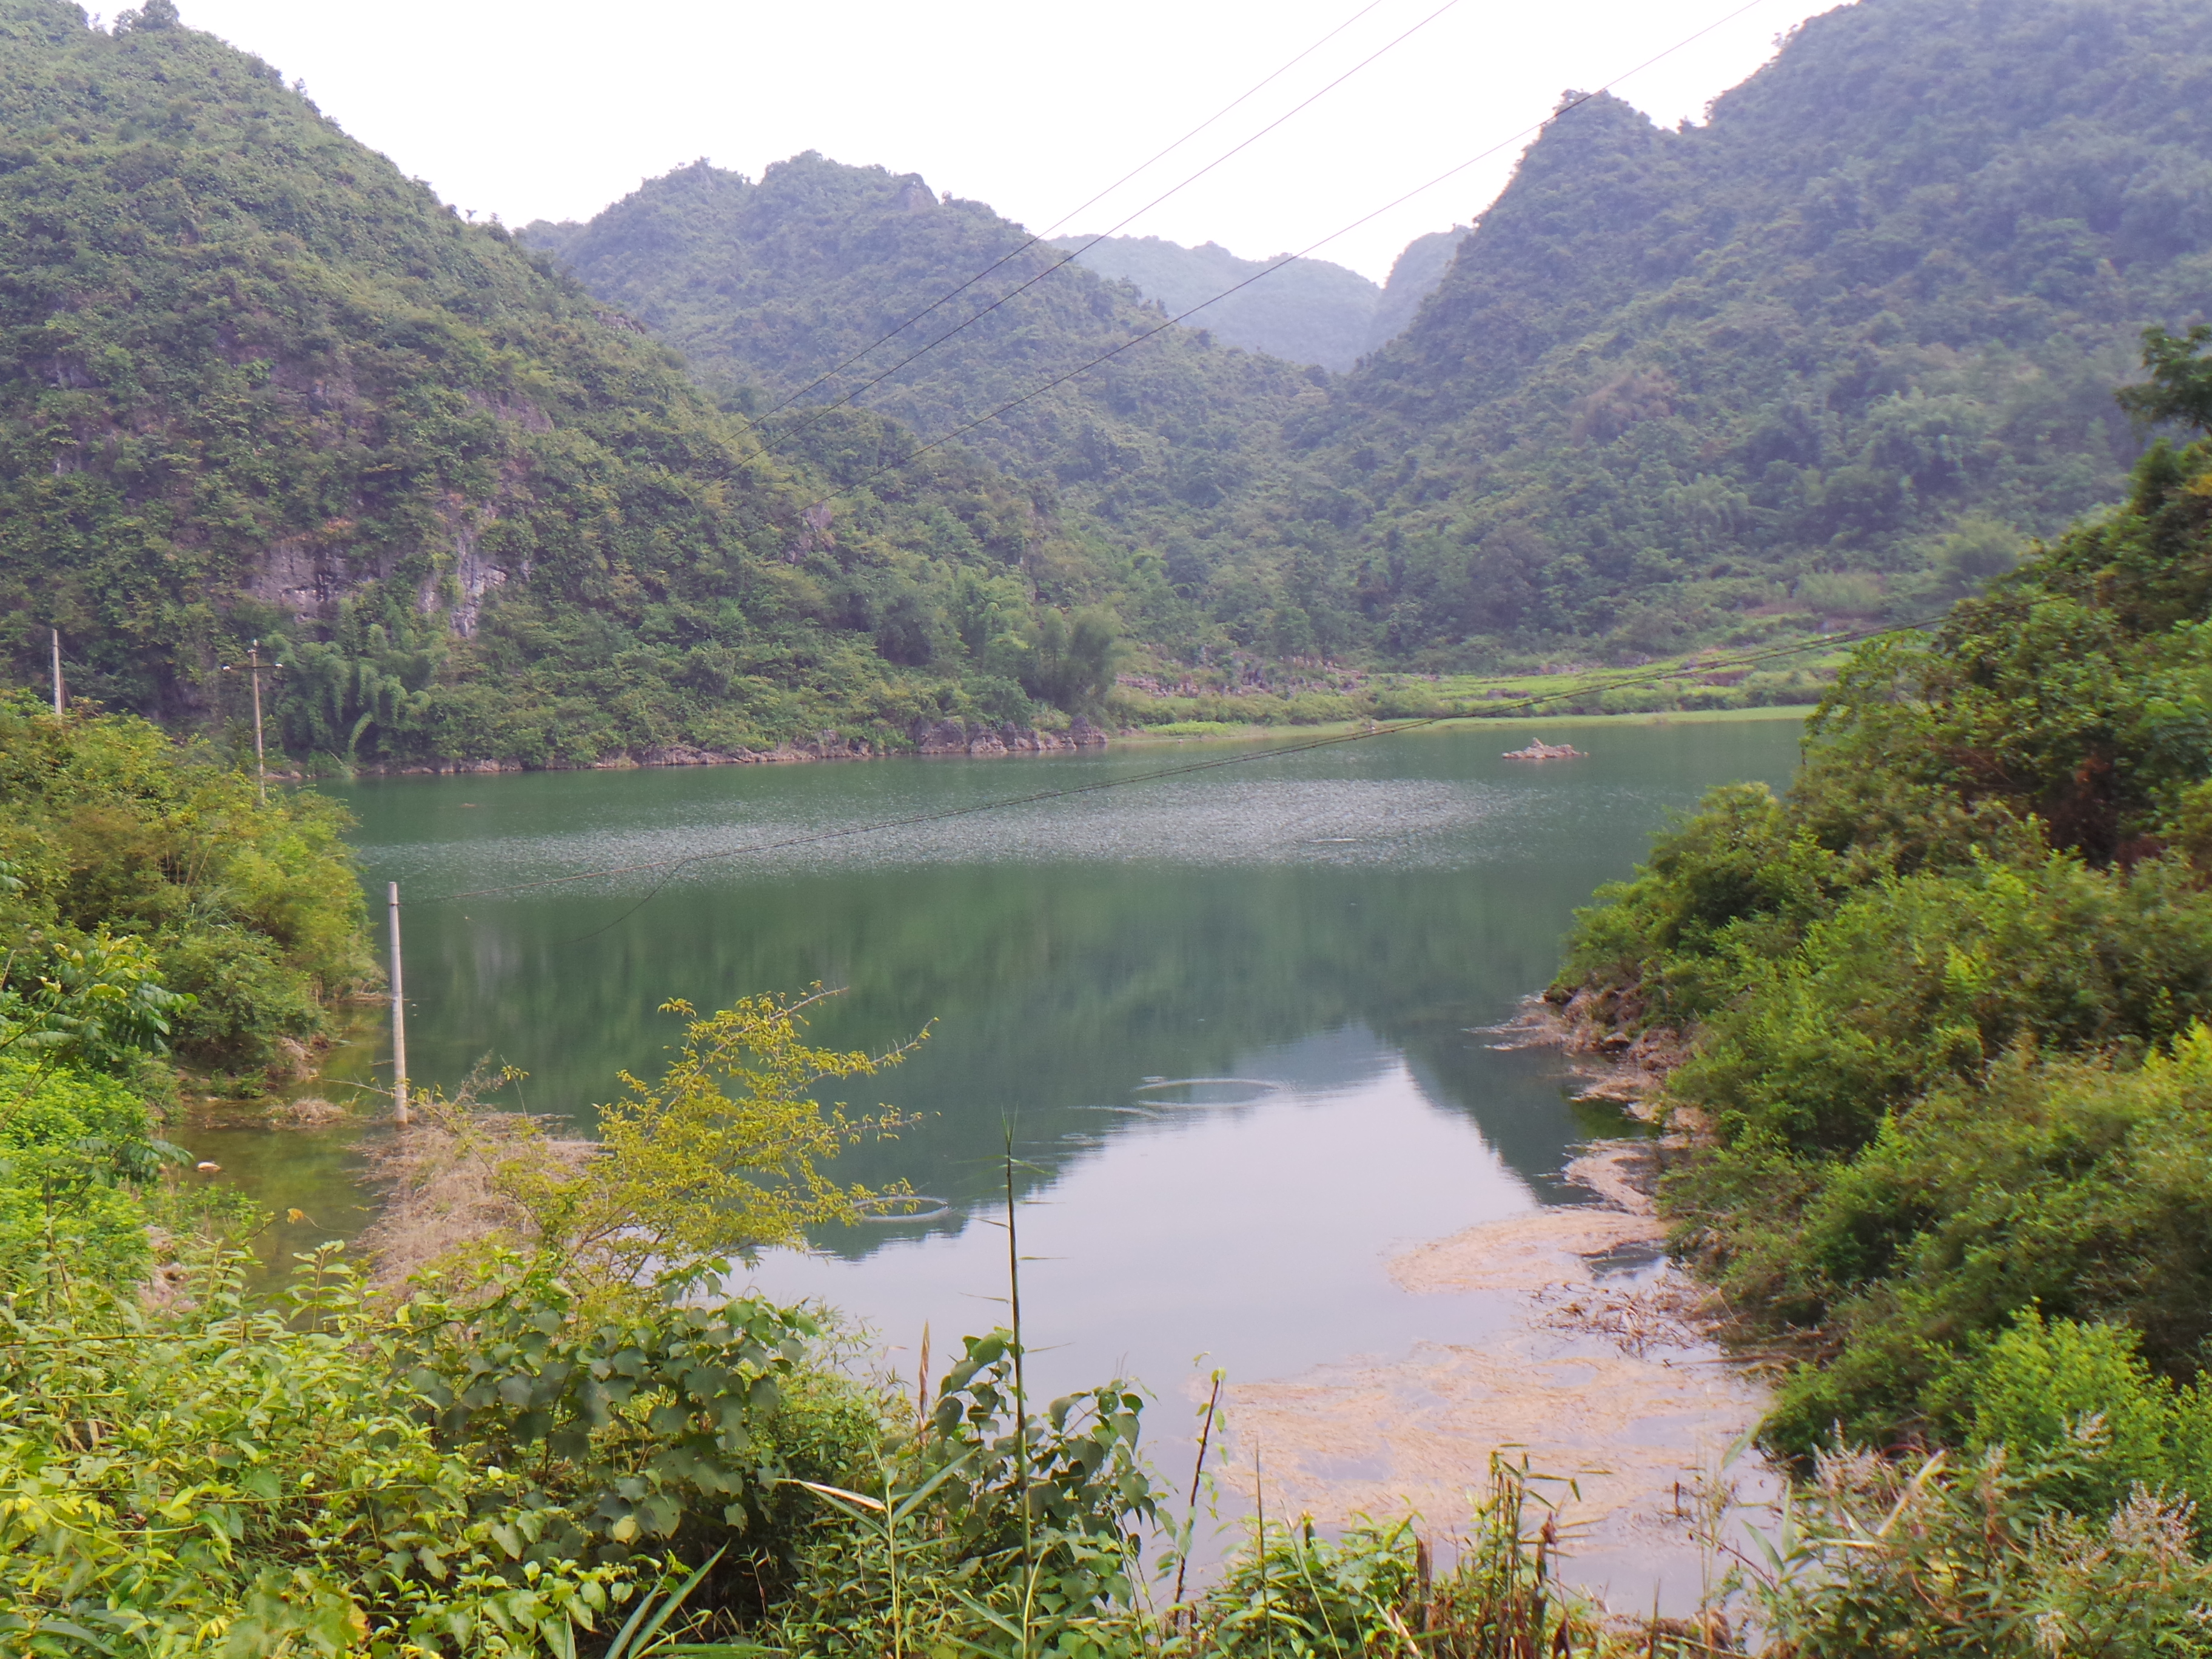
[203,712,1798,1379]
[189,713,1801,1587]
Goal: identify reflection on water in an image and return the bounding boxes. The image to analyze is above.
[746,1027,1574,1401]
[198,717,1801,1515]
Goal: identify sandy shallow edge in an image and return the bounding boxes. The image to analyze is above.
[1218,1138,1770,1607]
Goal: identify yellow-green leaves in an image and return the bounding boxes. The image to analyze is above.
[436,988,923,1285]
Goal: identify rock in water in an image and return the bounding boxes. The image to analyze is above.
[1502,740,1586,760]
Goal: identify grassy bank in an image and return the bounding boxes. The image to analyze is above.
[1113,702,1813,748]
[1108,639,1845,736]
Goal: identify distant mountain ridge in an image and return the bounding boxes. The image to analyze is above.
[1046,230,1467,371]
[1054,236,1381,370]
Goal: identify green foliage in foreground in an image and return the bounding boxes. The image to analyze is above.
[14,1236,2212,1659]
[1552,361,2212,1461]
[10,976,2212,1655]
[0,699,369,1076]
[1749,1441,2212,1657]
[2,1249,691,1659]
[0,1055,163,1290]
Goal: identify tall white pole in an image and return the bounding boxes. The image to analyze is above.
[249,640,267,806]
[49,629,62,717]
[387,881,410,1124]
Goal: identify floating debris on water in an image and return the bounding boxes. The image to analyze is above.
[1221,1139,1774,1605]
[850,1194,953,1224]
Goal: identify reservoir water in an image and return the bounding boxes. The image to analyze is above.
[200,712,1803,1589]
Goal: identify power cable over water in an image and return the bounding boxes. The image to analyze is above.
[408,614,1942,945]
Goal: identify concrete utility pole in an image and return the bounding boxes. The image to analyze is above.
[49,629,62,717]
[387,882,411,1125]
[248,640,267,805]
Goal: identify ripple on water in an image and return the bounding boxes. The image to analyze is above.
[364,775,1576,894]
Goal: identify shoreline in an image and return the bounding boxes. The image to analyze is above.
[278,701,1816,784]
[1114,702,1814,748]
[1218,1011,1768,1610]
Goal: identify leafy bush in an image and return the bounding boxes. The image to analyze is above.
[1552,372,2212,1467]
[367,991,920,1286]
[1703,1034,2212,1458]
[0,1055,163,1291]
[0,1245,681,1659]
[1956,1312,2212,1514]
[1673,851,2212,1153]
[0,699,370,1076]
[401,1255,842,1566]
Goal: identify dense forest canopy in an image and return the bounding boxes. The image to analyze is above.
[1323,0,2212,661]
[0,0,1145,766]
[11,0,2212,756]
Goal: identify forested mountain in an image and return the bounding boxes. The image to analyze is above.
[515,158,1350,632]
[526,0,2212,675]
[1056,234,1382,370]
[1322,0,2212,661]
[13,0,2212,760]
[1362,226,1466,355]
[0,0,1144,766]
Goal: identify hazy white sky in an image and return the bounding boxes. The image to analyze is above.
[161,0,1848,283]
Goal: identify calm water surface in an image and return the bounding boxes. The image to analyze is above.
[204,716,1801,1416]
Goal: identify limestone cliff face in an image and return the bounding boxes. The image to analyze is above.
[0,0,836,722]
[0,2,1101,767]
[910,716,1107,756]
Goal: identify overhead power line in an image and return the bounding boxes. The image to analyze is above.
[816,0,1783,495]
[409,615,1934,925]
[756,0,1465,459]
[748,0,1401,427]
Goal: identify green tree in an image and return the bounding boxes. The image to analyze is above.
[2116,322,2212,432]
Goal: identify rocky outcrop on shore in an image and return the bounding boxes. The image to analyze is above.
[1482,990,1689,1115]
[908,715,1107,756]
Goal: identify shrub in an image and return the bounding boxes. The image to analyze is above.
[0,699,371,1078]
[1752,1441,2212,1657]
[0,1055,163,1291]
